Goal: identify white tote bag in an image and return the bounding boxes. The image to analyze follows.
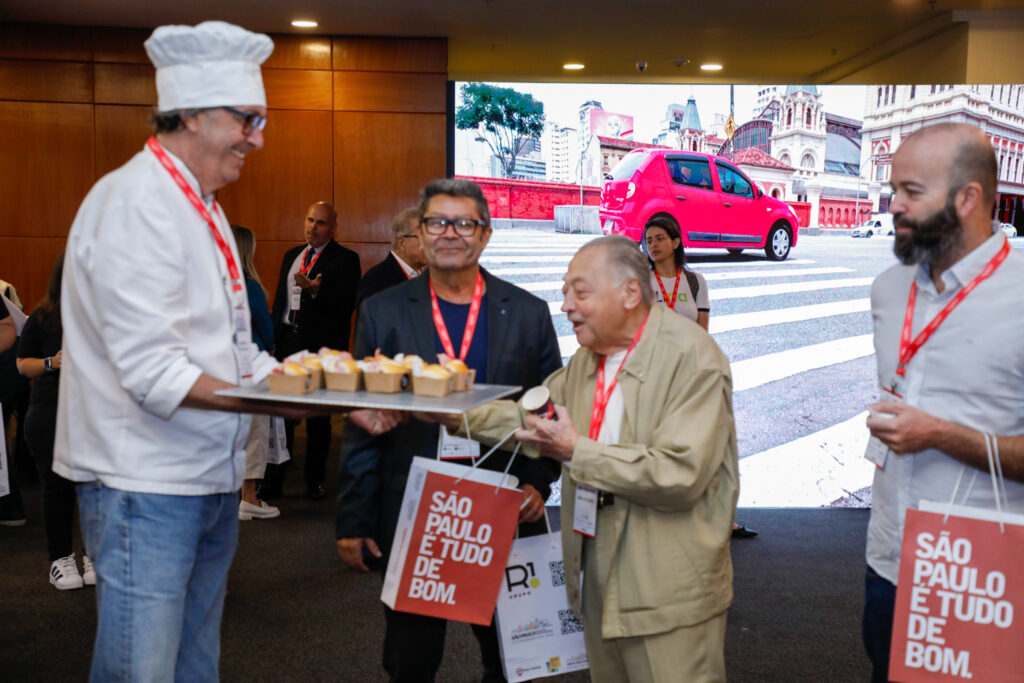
[494,515,589,682]
[265,416,291,465]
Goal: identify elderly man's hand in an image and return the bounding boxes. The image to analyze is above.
[515,405,579,462]
[337,537,381,573]
[294,271,322,294]
[866,401,940,455]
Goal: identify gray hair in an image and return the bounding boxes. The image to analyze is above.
[150,107,202,134]
[579,235,654,305]
[391,207,421,248]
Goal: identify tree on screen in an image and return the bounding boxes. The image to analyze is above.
[456,83,545,179]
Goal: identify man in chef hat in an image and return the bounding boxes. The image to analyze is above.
[53,21,312,681]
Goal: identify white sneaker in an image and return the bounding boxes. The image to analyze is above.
[239,499,280,521]
[50,554,84,590]
[81,554,96,586]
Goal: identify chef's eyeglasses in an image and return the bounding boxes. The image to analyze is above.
[221,106,267,135]
[421,216,487,236]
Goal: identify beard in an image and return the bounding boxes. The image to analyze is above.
[892,193,964,267]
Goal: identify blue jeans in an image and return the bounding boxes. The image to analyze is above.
[77,482,239,683]
[862,564,896,683]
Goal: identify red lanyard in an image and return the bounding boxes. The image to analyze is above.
[589,313,649,440]
[299,247,323,276]
[429,273,484,362]
[146,137,243,293]
[897,239,1010,377]
[654,269,682,310]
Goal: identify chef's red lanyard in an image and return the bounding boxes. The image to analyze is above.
[146,137,243,293]
[589,313,649,440]
[298,247,322,276]
[429,272,484,362]
[654,269,682,310]
[896,238,1010,377]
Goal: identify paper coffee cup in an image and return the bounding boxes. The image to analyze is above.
[521,386,556,420]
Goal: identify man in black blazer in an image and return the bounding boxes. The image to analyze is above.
[265,201,360,500]
[336,179,562,682]
[354,207,426,318]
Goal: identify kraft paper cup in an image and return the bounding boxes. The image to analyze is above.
[451,368,477,392]
[267,372,315,395]
[364,371,408,394]
[324,370,361,392]
[521,385,555,419]
[411,375,453,397]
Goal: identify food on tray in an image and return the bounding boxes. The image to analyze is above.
[280,361,309,376]
[444,358,468,373]
[319,348,358,374]
[421,364,452,379]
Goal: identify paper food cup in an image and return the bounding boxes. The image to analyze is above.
[520,385,556,419]
[267,372,316,395]
[451,368,477,392]
[363,371,409,394]
[411,375,453,397]
[306,367,324,390]
[324,370,361,392]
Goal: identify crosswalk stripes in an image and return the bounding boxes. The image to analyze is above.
[483,229,882,507]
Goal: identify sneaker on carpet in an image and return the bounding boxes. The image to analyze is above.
[0,512,27,527]
[50,554,84,590]
[238,499,281,521]
[81,554,96,586]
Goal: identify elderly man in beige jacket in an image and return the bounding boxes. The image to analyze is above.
[458,235,738,682]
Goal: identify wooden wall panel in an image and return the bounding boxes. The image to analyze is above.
[0,24,91,61]
[94,106,153,178]
[0,237,68,315]
[341,242,390,275]
[333,37,446,73]
[333,112,446,243]
[91,27,151,64]
[218,110,334,242]
[0,60,93,103]
[264,69,332,110]
[333,72,446,113]
[264,35,332,70]
[94,63,157,105]
[0,102,95,237]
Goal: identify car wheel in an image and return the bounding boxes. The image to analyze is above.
[765,224,791,261]
[727,248,744,256]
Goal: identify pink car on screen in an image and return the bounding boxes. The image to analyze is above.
[599,149,800,260]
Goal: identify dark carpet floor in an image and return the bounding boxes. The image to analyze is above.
[1,440,872,681]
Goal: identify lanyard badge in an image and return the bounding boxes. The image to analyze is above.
[430,273,484,362]
[654,269,682,310]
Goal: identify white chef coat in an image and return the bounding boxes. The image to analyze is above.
[53,143,278,495]
[866,231,1024,584]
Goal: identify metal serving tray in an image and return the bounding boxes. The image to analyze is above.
[214,382,521,414]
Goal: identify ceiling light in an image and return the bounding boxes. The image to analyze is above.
[291,20,318,28]
[563,63,585,71]
[700,63,723,71]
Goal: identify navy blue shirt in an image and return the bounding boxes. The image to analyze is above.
[433,294,488,382]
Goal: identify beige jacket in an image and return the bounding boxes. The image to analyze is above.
[466,304,738,639]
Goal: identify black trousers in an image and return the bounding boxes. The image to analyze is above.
[382,607,505,682]
[23,408,77,561]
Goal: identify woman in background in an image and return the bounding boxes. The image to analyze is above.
[643,217,757,539]
[232,225,280,521]
[17,253,96,588]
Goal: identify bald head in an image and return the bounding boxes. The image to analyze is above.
[304,201,337,248]
[900,123,998,208]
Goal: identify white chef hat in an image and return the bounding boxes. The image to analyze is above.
[144,21,274,112]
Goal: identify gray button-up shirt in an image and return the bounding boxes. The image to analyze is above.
[866,230,1024,584]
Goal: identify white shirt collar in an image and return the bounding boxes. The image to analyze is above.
[391,250,419,278]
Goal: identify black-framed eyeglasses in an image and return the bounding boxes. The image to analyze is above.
[400,233,419,240]
[221,106,267,135]
[421,216,486,236]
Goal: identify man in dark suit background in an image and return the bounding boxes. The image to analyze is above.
[354,207,426,317]
[335,178,562,682]
[264,201,360,500]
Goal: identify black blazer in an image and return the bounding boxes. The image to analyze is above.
[354,252,409,322]
[335,269,563,552]
[271,240,361,357]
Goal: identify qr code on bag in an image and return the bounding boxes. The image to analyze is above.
[558,609,584,635]
[548,560,565,587]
